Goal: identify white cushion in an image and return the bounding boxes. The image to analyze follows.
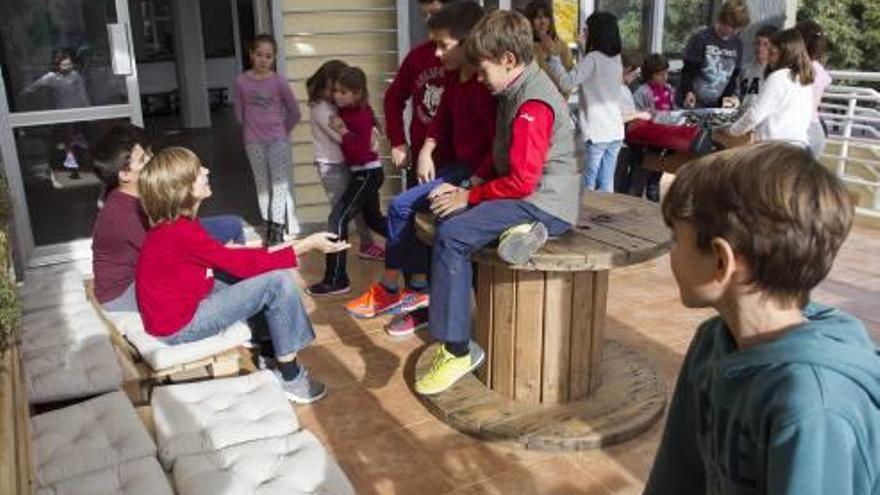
[173,431,355,495]
[37,457,173,495]
[21,305,106,352]
[31,391,157,486]
[151,371,298,470]
[107,311,251,371]
[23,335,123,405]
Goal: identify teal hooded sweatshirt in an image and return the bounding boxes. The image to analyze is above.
[644,303,880,495]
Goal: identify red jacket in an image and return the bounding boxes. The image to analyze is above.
[427,71,497,179]
[338,104,380,167]
[383,41,448,157]
[135,217,297,336]
[468,100,554,204]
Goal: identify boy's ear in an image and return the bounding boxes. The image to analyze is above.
[501,51,518,70]
[710,236,738,287]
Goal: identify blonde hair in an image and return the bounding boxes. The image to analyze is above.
[718,0,750,29]
[139,147,202,225]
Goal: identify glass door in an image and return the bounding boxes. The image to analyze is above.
[0,0,141,272]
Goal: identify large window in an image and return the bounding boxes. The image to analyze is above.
[662,0,713,56]
[597,0,646,51]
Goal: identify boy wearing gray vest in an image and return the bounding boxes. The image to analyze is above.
[416,10,580,395]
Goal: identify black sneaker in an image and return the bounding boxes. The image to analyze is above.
[497,222,548,265]
[306,281,351,296]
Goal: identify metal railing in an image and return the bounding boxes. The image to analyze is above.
[820,71,880,216]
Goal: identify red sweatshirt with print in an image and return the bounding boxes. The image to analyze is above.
[136,217,297,337]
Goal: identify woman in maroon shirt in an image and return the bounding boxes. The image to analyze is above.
[135,147,348,403]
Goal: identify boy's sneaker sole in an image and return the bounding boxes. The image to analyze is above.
[497,222,548,265]
[285,388,327,405]
[417,342,486,396]
[385,309,429,338]
[306,285,352,296]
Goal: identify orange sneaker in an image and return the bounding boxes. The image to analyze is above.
[345,282,403,319]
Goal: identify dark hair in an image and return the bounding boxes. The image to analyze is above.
[92,124,151,190]
[466,10,534,65]
[641,53,669,82]
[417,0,456,3]
[718,0,750,29]
[755,24,779,40]
[336,66,369,105]
[427,1,485,41]
[306,60,348,104]
[585,11,621,57]
[622,50,644,71]
[769,28,814,86]
[796,20,828,62]
[51,48,74,67]
[663,142,853,306]
[523,0,557,42]
[250,34,277,53]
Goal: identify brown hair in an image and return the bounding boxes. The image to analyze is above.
[306,59,348,104]
[622,50,645,72]
[465,10,534,65]
[796,20,828,63]
[663,142,853,305]
[523,0,557,42]
[641,53,669,82]
[335,66,369,105]
[427,1,485,42]
[770,28,815,86]
[718,0,750,29]
[139,147,203,225]
[250,34,277,53]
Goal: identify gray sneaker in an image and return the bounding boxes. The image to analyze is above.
[497,222,548,265]
[255,354,278,370]
[273,366,327,404]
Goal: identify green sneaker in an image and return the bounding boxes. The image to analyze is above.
[415,342,485,395]
[497,222,548,265]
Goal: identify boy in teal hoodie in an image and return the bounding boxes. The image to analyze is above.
[645,142,880,495]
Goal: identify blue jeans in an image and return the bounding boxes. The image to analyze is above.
[584,140,623,192]
[428,200,571,344]
[102,215,246,313]
[385,164,472,276]
[161,270,314,358]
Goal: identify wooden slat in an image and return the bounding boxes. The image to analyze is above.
[282,12,396,34]
[284,0,395,12]
[542,272,572,404]
[0,348,18,495]
[13,347,34,495]
[513,271,544,404]
[474,264,493,386]
[589,271,609,394]
[491,266,516,398]
[568,271,595,400]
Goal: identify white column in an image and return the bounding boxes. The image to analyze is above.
[784,0,798,27]
[172,0,211,128]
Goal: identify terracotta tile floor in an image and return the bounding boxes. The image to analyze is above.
[287,224,880,495]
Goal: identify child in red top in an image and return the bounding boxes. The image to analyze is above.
[308,67,388,295]
[135,147,348,403]
[384,0,456,185]
[345,1,494,337]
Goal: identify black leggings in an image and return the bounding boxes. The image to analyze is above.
[324,167,387,286]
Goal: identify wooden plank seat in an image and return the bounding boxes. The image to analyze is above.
[414,192,672,450]
[83,279,249,390]
[0,344,37,495]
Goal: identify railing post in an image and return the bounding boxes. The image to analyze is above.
[836,96,857,178]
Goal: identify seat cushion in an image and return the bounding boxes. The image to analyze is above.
[107,311,251,371]
[151,371,298,470]
[36,457,174,495]
[31,391,157,486]
[173,431,355,495]
[23,335,123,405]
[21,305,106,352]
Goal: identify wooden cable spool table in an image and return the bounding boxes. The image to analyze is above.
[414,192,671,450]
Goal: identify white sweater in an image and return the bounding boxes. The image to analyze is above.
[309,100,345,164]
[728,68,812,146]
[548,52,624,143]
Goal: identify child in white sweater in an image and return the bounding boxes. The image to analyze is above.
[723,28,814,147]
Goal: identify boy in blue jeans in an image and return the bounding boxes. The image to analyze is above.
[345,1,494,335]
[415,10,580,395]
[645,142,880,494]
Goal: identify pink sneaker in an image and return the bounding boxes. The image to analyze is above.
[386,308,429,337]
[399,290,429,313]
[358,242,385,261]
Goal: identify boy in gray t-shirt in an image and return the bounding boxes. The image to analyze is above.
[680,0,750,109]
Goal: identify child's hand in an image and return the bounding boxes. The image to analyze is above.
[417,147,436,184]
[391,145,409,169]
[683,92,697,109]
[635,111,653,121]
[428,182,458,200]
[305,232,351,253]
[329,116,348,134]
[430,186,469,218]
[721,96,740,109]
[540,33,556,56]
[370,127,382,153]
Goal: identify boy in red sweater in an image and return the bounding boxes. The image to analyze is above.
[136,147,348,403]
[415,10,580,395]
[346,1,494,337]
[384,0,456,184]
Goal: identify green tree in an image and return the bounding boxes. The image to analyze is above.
[798,0,880,71]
